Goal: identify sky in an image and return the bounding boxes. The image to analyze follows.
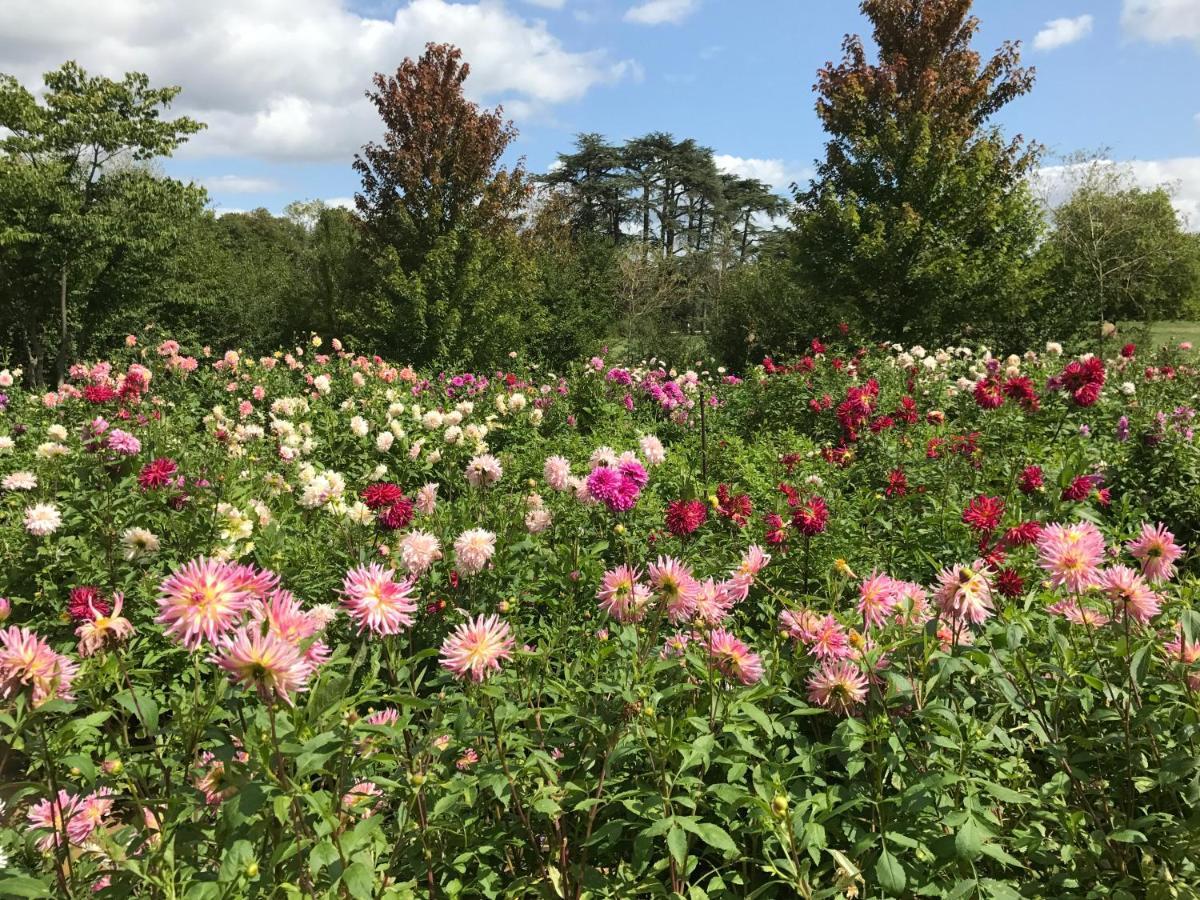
[1,0,1198,223]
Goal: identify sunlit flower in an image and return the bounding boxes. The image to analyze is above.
[454,528,496,577]
[857,572,898,629]
[24,503,62,536]
[76,592,135,657]
[0,626,78,706]
[26,790,84,851]
[806,660,869,715]
[400,530,443,577]
[342,781,383,816]
[1098,565,1161,625]
[648,556,701,623]
[439,614,514,682]
[341,563,417,635]
[706,629,763,684]
[933,562,994,626]
[1127,523,1184,584]
[692,578,734,625]
[597,565,652,623]
[156,558,251,649]
[465,454,503,488]
[213,624,311,705]
[1037,522,1105,594]
[1,471,36,491]
[544,455,571,491]
[121,526,160,561]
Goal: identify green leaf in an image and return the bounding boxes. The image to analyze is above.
[341,861,375,899]
[310,840,339,876]
[1108,829,1147,843]
[955,817,984,861]
[666,824,688,869]
[686,821,737,856]
[114,688,159,734]
[874,848,906,894]
[0,875,54,898]
[978,781,1031,804]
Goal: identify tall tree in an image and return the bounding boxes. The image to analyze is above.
[796,0,1042,343]
[352,43,534,367]
[353,43,528,270]
[0,61,204,383]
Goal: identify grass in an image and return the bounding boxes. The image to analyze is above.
[1147,320,1200,347]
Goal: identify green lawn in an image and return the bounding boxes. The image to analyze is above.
[1147,320,1200,347]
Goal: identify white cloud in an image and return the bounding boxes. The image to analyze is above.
[1034,15,1094,50]
[714,154,810,193]
[1036,157,1200,230]
[624,0,698,26]
[1122,0,1200,44]
[0,0,636,162]
[201,174,280,193]
[324,196,357,210]
[523,0,565,8]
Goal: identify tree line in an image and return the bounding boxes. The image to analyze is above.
[3,0,1199,386]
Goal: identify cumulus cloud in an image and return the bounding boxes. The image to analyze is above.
[624,0,699,26]
[1122,0,1200,45]
[0,0,636,162]
[1034,15,1094,50]
[523,0,566,7]
[200,174,280,194]
[714,154,810,193]
[1036,157,1200,230]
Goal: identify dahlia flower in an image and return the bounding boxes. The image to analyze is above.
[454,528,496,577]
[0,625,78,706]
[465,454,503,488]
[544,455,571,491]
[933,562,995,627]
[156,558,251,649]
[24,503,62,536]
[76,592,135,657]
[648,556,701,623]
[400,530,443,576]
[706,629,763,684]
[213,624,312,705]
[857,572,898,629]
[806,660,869,715]
[1127,523,1184,584]
[439,614,514,682]
[341,563,417,636]
[1037,522,1106,594]
[1099,565,1161,625]
[597,565,652,623]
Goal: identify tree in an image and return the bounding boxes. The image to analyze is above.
[1037,156,1200,348]
[0,61,204,383]
[796,0,1042,344]
[353,43,533,367]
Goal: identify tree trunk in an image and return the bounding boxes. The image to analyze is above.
[56,265,69,386]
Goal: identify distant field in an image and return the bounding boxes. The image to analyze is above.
[1147,320,1200,346]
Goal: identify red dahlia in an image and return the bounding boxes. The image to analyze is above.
[378,497,416,530]
[83,384,119,404]
[996,568,1025,598]
[1018,465,1044,494]
[138,457,179,490]
[962,495,1004,534]
[792,496,829,536]
[665,499,707,537]
[68,586,111,622]
[361,482,404,511]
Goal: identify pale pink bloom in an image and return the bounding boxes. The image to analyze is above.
[806,660,869,715]
[401,530,443,577]
[722,574,753,604]
[0,625,78,706]
[156,558,250,649]
[648,556,701,624]
[807,615,852,660]
[639,434,667,466]
[341,564,417,635]
[213,624,312,705]
[342,781,383,816]
[737,545,770,578]
[456,748,479,770]
[26,790,84,851]
[1037,522,1106,594]
[525,505,553,533]
[24,503,62,537]
[857,572,898,629]
[69,788,116,845]
[1127,523,1184,584]
[365,708,400,727]
[1047,599,1111,629]
[415,482,439,516]
[597,565,652,623]
[936,623,975,651]
[439,614,514,682]
[779,608,820,643]
[588,445,619,468]
[544,455,572,491]
[157,339,180,357]
[706,628,763,684]
[933,561,994,626]
[454,528,496,576]
[465,454,503,488]
[661,631,693,658]
[1099,565,1161,625]
[891,581,929,627]
[692,578,735,626]
[106,428,141,455]
[76,592,135,657]
[1164,626,1200,665]
[252,590,328,673]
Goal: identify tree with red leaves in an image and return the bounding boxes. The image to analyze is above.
[796,0,1042,344]
[353,44,534,367]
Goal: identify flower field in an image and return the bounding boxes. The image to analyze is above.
[2,333,1200,898]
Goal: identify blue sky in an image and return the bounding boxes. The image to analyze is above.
[2,0,1197,220]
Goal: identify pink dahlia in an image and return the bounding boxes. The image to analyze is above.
[341,564,417,636]
[597,565,652,623]
[544,455,572,491]
[857,572,898,629]
[1037,522,1106,594]
[0,625,78,706]
[933,562,994,627]
[1127,523,1184,584]
[439,614,514,682]
[453,528,496,577]
[76,592,135,657]
[213,625,311,705]
[806,660,869,715]
[1098,565,1161,625]
[156,558,250,649]
[648,556,701,623]
[400,530,443,577]
[706,629,763,685]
